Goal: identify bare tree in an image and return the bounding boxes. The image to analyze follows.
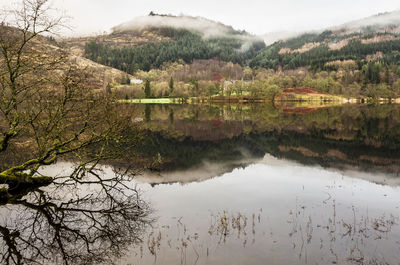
[0,1,152,264]
[0,0,126,195]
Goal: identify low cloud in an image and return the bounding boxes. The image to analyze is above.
[261,31,309,46]
[113,14,236,37]
[337,10,400,32]
[113,14,263,50]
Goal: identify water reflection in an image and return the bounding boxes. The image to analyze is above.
[136,153,400,186]
[0,164,152,265]
[125,157,400,265]
[2,103,400,264]
[123,103,400,182]
[115,103,400,264]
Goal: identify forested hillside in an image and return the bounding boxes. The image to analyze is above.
[251,11,400,71]
[250,31,400,70]
[80,11,400,73]
[75,11,400,100]
[83,14,266,73]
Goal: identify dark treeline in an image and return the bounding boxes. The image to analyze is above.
[84,27,266,73]
[119,104,400,172]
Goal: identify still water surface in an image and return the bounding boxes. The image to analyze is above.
[118,155,400,265]
[3,103,400,264]
[117,103,400,265]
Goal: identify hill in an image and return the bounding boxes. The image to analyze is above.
[0,27,132,86]
[259,11,400,49]
[71,10,400,75]
[250,10,400,70]
[74,13,266,73]
[56,11,400,100]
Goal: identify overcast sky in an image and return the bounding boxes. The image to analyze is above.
[1,0,400,36]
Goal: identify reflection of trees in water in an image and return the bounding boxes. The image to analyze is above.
[0,0,150,264]
[0,1,153,263]
[123,103,400,175]
[168,108,174,124]
[145,105,152,122]
[0,167,152,265]
[132,103,400,148]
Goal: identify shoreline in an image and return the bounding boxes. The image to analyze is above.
[119,95,400,105]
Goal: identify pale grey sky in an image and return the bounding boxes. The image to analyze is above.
[1,0,400,36]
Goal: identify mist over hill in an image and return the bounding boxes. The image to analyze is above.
[113,12,239,37]
[82,13,266,73]
[112,12,262,51]
[337,10,400,33]
[250,10,400,70]
[261,31,307,46]
[260,10,400,46]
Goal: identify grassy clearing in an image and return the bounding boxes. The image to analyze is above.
[119,98,183,104]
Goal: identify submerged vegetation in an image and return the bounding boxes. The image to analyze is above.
[135,204,400,265]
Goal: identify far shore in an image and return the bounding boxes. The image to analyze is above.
[118,95,400,105]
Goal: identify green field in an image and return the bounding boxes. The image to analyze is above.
[119,98,184,104]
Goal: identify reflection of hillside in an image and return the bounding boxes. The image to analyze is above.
[135,154,400,186]
[168,120,247,141]
[128,103,400,148]
[135,156,262,185]
[122,103,400,179]
[132,130,400,176]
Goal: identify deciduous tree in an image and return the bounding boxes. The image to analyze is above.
[0,1,152,264]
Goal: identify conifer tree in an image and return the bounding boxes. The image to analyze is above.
[144,80,151,98]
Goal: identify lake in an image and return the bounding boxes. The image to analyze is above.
[116,103,400,265]
[3,102,400,264]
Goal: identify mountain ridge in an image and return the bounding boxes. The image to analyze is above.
[260,10,400,46]
[63,10,400,74]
